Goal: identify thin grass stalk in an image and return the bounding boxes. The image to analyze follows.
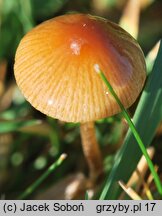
[18,153,67,199]
[94,64,162,197]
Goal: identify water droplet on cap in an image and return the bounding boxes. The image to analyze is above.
[48,99,53,105]
[94,64,100,73]
[70,40,81,55]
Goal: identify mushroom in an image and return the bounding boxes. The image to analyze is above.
[14,14,146,184]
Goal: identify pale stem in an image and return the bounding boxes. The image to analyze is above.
[80,121,103,182]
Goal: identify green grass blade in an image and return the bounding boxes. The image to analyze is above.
[18,153,67,199]
[95,67,162,196]
[85,191,89,200]
[97,40,162,199]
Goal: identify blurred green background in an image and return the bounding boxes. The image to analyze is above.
[0,0,162,199]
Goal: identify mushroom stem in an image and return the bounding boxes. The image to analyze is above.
[80,122,103,182]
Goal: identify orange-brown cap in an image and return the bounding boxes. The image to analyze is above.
[14,14,146,123]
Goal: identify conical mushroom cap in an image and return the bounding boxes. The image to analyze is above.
[14,14,146,123]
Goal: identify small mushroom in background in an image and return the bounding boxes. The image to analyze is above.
[14,14,146,195]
